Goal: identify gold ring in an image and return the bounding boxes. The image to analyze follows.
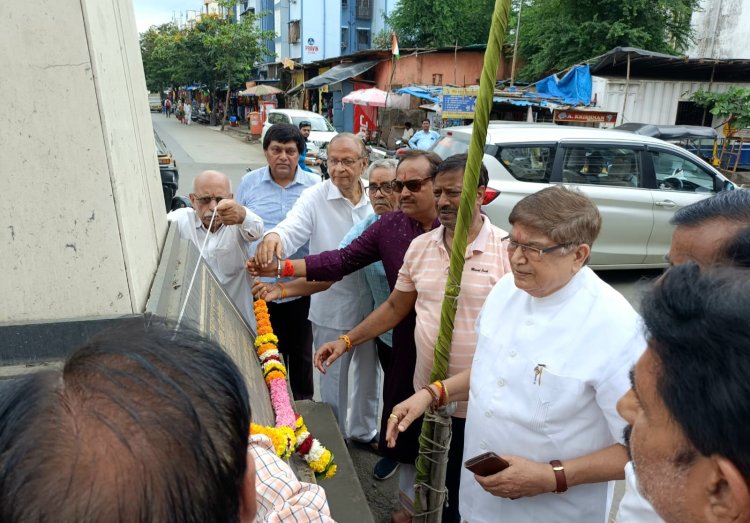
[388,413,399,421]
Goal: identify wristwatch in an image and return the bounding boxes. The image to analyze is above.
[550,460,568,493]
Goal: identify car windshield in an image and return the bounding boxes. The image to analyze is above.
[291,116,335,132]
[432,135,469,158]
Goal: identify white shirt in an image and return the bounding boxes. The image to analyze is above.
[462,267,644,523]
[167,207,263,326]
[267,179,374,329]
[616,462,665,523]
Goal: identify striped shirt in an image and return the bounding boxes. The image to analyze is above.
[249,434,334,522]
[395,217,511,417]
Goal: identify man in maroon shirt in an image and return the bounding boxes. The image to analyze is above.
[247,150,440,491]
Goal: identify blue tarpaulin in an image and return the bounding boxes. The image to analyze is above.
[536,64,592,105]
[395,86,441,103]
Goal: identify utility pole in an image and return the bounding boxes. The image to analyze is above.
[509,0,523,87]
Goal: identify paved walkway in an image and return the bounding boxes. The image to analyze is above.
[151,114,267,195]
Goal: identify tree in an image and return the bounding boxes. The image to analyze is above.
[385,0,496,48]
[139,2,275,130]
[140,23,180,93]
[517,0,698,80]
[691,87,750,131]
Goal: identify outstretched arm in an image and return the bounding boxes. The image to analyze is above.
[313,289,416,372]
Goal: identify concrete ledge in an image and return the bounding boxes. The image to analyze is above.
[296,400,375,523]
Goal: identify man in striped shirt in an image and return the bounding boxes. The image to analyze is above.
[314,154,512,522]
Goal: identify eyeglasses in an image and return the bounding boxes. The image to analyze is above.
[194,196,226,205]
[325,157,364,168]
[367,182,395,195]
[393,176,432,193]
[502,235,570,261]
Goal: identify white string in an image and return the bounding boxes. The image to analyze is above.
[174,208,217,335]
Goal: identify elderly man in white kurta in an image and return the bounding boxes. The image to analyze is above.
[253,133,380,443]
[386,186,642,523]
[167,170,264,326]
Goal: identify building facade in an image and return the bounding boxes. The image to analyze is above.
[687,0,750,59]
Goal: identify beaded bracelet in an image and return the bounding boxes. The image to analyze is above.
[421,384,440,410]
[338,335,353,352]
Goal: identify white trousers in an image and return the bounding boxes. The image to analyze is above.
[312,322,381,441]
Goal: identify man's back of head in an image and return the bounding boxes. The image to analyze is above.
[0,320,251,523]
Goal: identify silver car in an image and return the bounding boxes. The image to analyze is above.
[431,123,737,269]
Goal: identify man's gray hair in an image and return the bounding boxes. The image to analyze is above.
[671,190,750,226]
[366,158,398,179]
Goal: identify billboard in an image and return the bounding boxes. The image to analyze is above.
[442,87,479,119]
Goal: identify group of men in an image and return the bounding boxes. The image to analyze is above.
[1,118,749,523]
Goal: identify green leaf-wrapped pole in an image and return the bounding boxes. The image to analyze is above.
[413,0,511,518]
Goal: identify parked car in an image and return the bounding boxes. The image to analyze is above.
[430,123,737,269]
[154,130,188,212]
[261,109,337,149]
[148,94,163,113]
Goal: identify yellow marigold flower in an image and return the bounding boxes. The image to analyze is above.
[265,370,286,382]
[254,333,279,347]
[323,464,337,479]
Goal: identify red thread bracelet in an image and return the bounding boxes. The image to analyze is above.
[282,258,295,277]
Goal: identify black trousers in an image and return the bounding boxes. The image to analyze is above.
[443,416,466,523]
[266,297,314,401]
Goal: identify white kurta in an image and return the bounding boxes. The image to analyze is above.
[167,207,263,326]
[462,267,644,523]
[267,179,374,330]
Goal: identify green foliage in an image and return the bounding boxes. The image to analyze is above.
[139,4,275,97]
[691,87,750,129]
[517,0,698,80]
[386,0,496,48]
[372,29,392,50]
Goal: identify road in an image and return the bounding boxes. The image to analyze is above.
[151,113,268,195]
[151,115,662,522]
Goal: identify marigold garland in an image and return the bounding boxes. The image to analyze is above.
[249,299,337,480]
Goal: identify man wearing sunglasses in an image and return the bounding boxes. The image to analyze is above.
[168,170,264,325]
[247,150,441,495]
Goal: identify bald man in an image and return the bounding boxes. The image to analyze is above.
[167,170,264,325]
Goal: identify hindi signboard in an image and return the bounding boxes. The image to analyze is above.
[442,87,479,119]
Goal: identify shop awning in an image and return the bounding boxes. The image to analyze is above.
[286,60,381,95]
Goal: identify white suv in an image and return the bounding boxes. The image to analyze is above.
[431,123,737,269]
[261,109,337,155]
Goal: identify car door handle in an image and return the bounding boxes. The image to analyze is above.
[655,200,676,208]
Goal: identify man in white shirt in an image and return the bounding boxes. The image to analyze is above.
[253,133,381,444]
[168,170,263,326]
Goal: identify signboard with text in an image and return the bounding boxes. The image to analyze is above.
[442,88,479,119]
[553,109,618,124]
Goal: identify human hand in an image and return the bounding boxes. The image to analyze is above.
[215,199,246,225]
[385,389,433,448]
[313,339,348,374]
[255,233,283,268]
[473,455,557,499]
[246,258,278,278]
[252,281,283,302]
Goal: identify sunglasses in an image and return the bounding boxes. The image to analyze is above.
[393,176,432,193]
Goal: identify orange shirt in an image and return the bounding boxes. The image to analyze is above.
[395,217,511,417]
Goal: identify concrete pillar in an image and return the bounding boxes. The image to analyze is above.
[0,0,167,323]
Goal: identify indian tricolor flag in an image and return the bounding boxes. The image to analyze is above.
[392,32,400,59]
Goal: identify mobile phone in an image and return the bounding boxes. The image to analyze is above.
[464,451,510,477]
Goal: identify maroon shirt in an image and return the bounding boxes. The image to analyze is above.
[305,210,436,463]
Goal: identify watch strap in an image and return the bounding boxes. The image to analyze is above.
[550,459,568,493]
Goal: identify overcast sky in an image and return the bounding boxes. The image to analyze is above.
[132,0,204,33]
